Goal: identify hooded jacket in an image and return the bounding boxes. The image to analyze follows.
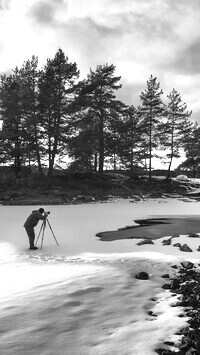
[24,210,46,229]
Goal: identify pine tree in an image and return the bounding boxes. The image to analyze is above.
[19,56,44,175]
[181,123,200,177]
[75,64,124,173]
[118,106,144,173]
[139,75,164,180]
[163,89,192,179]
[67,109,98,171]
[0,69,25,176]
[38,49,79,178]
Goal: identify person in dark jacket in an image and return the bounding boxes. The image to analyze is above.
[24,208,48,250]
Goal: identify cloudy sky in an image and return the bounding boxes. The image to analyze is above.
[0,0,199,123]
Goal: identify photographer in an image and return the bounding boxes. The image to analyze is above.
[24,208,48,250]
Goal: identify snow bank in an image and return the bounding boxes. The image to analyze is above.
[1,198,200,354]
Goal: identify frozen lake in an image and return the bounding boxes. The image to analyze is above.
[0,198,199,354]
[1,197,200,256]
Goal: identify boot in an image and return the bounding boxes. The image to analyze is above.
[29,246,38,250]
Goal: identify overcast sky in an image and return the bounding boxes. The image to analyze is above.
[0,0,199,124]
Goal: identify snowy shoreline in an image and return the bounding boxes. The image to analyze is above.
[1,198,200,354]
[0,241,188,355]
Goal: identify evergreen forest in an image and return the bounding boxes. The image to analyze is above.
[0,48,198,181]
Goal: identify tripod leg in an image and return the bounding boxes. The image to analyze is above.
[35,222,44,246]
[47,219,59,245]
[41,222,46,250]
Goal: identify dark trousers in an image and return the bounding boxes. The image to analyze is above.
[24,227,35,247]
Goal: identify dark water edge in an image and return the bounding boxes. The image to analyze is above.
[96,217,200,241]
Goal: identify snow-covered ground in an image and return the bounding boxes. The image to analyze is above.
[1,198,200,354]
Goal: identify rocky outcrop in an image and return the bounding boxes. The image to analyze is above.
[156,262,200,354]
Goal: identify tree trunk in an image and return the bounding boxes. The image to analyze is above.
[32,72,43,178]
[14,140,21,177]
[48,68,62,179]
[98,114,104,174]
[167,157,173,180]
[113,154,117,171]
[193,165,196,178]
[167,115,175,181]
[94,152,98,171]
[130,145,134,175]
[149,111,152,180]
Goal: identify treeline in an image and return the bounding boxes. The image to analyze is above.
[0,48,198,180]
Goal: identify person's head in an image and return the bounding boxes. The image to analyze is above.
[39,208,44,214]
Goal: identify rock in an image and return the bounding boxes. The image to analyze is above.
[155,349,172,355]
[197,246,200,251]
[162,283,171,289]
[164,341,175,347]
[148,310,157,317]
[148,192,163,198]
[162,274,170,278]
[180,244,193,252]
[171,233,180,238]
[171,278,181,290]
[76,195,95,202]
[188,233,200,238]
[181,261,194,269]
[171,264,179,269]
[162,238,171,245]
[130,195,141,202]
[135,271,149,280]
[193,285,200,294]
[176,174,189,181]
[137,239,154,246]
[185,348,198,355]
[173,243,181,248]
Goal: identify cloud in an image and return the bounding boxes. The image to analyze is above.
[171,39,200,75]
[190,110,200,124]
[55,9,175,73]
[28,0,66,25]
[166,0,200,13]
[0,0,10,10]
[117,81,144,106]
[1,0,200,122]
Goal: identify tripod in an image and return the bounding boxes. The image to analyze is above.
[35,218,59,249]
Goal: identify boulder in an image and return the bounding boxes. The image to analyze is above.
[135,271,149,280]
[162,274,170,278]
[180,244,193,252]
[181,261,194,269]
[130,195,141,202]
[162,238,171,246]
[148,311,157,317]
[162,283,171,289]
[171,278,181,290]
[171,233,180,238]
[176,174,189,181]
[188,233,200,238]
[173,243,181,248]
[171,264,179,269]
[137,239,154,246]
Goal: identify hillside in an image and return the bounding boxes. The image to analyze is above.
[0,172,199,205]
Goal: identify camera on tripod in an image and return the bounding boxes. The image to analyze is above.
[35,211,59,249]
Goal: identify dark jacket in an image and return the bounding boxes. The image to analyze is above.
[24,210,46,229]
